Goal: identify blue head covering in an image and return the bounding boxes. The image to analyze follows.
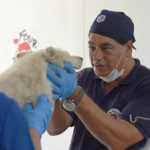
[89,9,136,49]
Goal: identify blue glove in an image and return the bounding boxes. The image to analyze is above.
[47,62,77,99]
[22,94,53,135]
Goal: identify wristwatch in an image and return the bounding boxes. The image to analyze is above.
[62,87,84,112]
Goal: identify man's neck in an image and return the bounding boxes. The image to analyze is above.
[104,58,136,92]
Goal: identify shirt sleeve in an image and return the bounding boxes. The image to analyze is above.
[0,93,35,150]
[120,96,150,140]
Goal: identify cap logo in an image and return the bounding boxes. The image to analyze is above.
[96,15,106,23]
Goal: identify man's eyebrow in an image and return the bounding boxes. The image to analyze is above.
[88,41,113,47]
[88,41,94,45]
[100,43,113,47]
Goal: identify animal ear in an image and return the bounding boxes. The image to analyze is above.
[45,46,56,57]
[13,51,33,62]
[71,56,83,69]
[15,51,33,58]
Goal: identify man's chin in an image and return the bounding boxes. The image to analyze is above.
[93,67,109,76]
[94,70,108,77]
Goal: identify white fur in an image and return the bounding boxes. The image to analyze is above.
[0,46,82,108]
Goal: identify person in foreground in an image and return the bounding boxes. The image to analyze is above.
[0,93,53,150]
[46,10,150,150]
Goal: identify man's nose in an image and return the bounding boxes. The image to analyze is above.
[93,49,103,61]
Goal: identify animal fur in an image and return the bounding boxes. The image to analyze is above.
[0,46,82,108]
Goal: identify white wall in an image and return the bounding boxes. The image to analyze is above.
[0,0,84,72]
[0,0,150,149]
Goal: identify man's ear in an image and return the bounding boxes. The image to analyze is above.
[126,41,133,57]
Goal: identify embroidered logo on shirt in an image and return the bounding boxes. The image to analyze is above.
[107,108,121,119]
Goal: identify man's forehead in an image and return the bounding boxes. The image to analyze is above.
[88,36,122,48]
[88,41,113,47]
[88,33,116,45]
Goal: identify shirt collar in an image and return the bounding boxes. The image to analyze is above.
[120,59,141,85]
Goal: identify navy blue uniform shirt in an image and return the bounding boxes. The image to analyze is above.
[68,59,150,150]
[0,93,34,150]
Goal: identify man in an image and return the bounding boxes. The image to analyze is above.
[0,92,52,150]
[47,10,150,150]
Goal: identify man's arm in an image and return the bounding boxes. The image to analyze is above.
[29,129,41,150]
[47,62,144,149]
[47,99,73,135]
[72,86,144,150]
[46,62,78,135]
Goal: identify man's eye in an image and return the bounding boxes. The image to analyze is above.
[101,47,111,51]
[89,46,95,52]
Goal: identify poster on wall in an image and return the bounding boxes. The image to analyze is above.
[12,28,38,54]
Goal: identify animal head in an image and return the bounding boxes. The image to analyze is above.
[13,46,83,70]
[0,46,83,108]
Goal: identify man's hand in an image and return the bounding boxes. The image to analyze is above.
[22,94,53,135]
[47,62,77,99]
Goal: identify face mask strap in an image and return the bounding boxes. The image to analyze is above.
[116,45,126,69]
[122,57,128,70]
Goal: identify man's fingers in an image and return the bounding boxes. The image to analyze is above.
[23,104,32,111]
[47,69,61,86]
[48,63,64,76]
[64,62,75,74]
[51,81,61,94]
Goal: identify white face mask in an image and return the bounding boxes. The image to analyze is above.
[98,45,127,82]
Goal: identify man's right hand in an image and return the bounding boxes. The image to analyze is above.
[47,62,77,99]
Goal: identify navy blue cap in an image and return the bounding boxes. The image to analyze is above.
[89,10,136,49]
